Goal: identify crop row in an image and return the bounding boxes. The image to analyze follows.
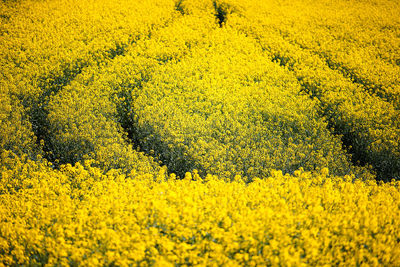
[45,3,371,180]
[43,7,218,176]
[130,26,370,179]
[253,0,400,107]
[3,0,396,180]
[0,0,181,175]
[225,0,400,180]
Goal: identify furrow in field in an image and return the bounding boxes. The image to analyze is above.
[226,5,400,180]
[0,0,178,171]
[273,24,400,109]
[127,24,370,180]
[264,0,400,108]
[44,7,218,175]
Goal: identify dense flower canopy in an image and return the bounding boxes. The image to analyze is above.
[1,0,399,265]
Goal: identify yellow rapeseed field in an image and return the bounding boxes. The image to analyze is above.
[1,0,399,265]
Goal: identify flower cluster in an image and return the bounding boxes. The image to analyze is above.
[1,156,399,266]
[1,0,399,265]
